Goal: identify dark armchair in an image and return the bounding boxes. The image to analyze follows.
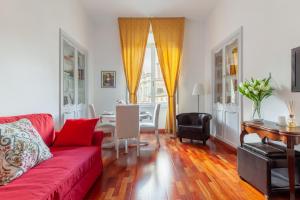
[176,113,212,145]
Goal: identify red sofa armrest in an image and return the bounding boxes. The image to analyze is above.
[92,131,104,146]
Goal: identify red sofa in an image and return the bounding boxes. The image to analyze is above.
[0,114,104,200]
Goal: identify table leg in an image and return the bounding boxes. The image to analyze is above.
[240,125,247,146]
[287,138,296,200]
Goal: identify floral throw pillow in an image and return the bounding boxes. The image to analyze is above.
[0,119,52,185]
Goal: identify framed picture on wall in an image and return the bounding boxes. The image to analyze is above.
[101,71,116,88]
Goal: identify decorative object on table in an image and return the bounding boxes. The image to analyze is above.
[238,75,273,122]
[277,116,287,127]
[287,100,297,127]
[192,83,203,112]
[101,71,116,88]
[115,99,126,104]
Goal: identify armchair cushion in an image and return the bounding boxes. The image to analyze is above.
[243,142,300,158]
[178,125,203,133]
[242,143,286,158]
[54,118,99,146]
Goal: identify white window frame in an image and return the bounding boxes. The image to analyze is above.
[136,42,168,107]
[125,34,180,109]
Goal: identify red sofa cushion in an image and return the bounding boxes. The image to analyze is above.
[0,146,102,200]
[0,113,55,146]
[54,118,99,146]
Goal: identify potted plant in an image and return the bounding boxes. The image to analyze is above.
[238,75,273,122]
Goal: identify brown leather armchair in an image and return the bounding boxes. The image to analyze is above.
[176,113,212,145]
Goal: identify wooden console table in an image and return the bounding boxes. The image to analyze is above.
[240,121,300,200]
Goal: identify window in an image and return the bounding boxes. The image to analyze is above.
[137,33,168,104]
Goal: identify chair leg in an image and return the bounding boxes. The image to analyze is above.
[125,139,128,153]
[115,139,119,159]
[137,136,140,157]
[155,129,160,147]
[203,140,206,145]
[179,137,182,142]
[114,131,118,151]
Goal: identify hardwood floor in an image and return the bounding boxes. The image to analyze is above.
[85,133,296,200]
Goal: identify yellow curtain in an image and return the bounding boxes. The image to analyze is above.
[151,17,185,134]
[118,18,150,103]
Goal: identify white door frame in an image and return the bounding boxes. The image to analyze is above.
[211,27,243,147]
[59,29,89,127]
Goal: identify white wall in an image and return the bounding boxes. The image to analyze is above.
[203,0,300,129]
[91,17,205,128]
[178,19,205,113]
[0,0,95,126]
[92,17,127,114]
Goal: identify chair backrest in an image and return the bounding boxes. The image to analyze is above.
[116,105,139,139]
[153,104,160,128]
[88,104,97,118]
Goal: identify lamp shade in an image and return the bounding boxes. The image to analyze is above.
[192,83,203,96]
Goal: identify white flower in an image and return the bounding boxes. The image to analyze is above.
[265,85,271,91]
[259,83,264,90]
[253,90,258,95]
[245,89,249,94]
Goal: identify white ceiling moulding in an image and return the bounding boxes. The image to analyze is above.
[81,0,219,21]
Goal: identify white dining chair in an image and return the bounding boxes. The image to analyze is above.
[88,104,114,130]
[115,105,140,159]
[140,104,160,146]
[88,104,97,118]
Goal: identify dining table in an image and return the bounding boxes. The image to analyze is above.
[99,111,152,148]
[100,111,152,122]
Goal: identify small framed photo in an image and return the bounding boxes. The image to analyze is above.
[101,71,116,88]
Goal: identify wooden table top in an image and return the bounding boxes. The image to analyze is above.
[242,120,300,137]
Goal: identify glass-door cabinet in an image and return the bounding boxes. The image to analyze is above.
[60,30,88,126]
[212,28,242,148]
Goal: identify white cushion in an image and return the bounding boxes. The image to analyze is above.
[140,122,155,132]
[0,119,52,185]
[97,123,115,134]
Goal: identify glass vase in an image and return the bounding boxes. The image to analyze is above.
[288,114,297,127]
[252,101,263,123]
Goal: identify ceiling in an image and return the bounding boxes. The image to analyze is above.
[80,0,219,22]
